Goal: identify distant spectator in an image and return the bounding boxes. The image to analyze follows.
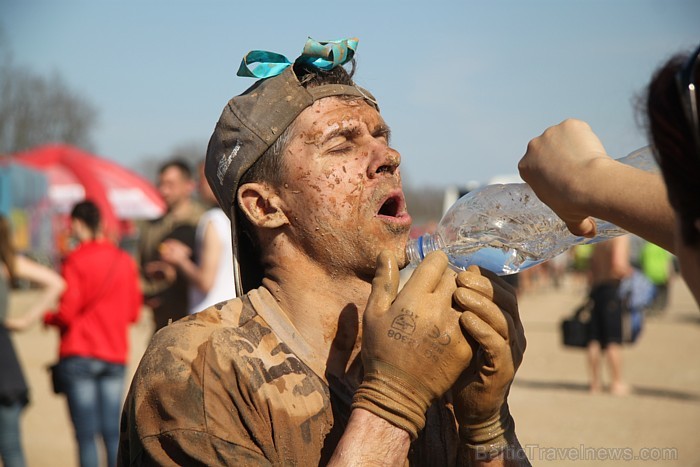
[639,241,674,314]
[586,236,632,395]
[137,159,205,330]
[0,215,65,467]
[160,161,236,313]
[44,201,141,467]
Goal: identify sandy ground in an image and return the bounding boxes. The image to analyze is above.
[7,273,700,466]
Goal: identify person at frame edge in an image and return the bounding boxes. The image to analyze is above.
[118,38,530,466]
[1,215,65,467]
[518,42,700,309]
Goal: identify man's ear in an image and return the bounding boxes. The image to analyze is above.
[237,182,289,229]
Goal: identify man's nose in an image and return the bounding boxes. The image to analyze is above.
[367,146,400,179]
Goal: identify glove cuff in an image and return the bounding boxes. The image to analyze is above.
[460,404,515,458]
[352,359,433,441]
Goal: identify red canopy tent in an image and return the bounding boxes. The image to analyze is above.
[10,144,165,242]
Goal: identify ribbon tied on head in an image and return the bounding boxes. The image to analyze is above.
[237,37,359,79]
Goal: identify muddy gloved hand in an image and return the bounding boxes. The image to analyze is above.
[352,250,474,440]
[452,266,526,458]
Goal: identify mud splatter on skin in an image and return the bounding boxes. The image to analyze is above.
[273,97,411,277]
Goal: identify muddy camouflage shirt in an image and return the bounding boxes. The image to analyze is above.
[118,287,463,466]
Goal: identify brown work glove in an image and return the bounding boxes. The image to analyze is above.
[452,266,526,458]
[352,250,474,440]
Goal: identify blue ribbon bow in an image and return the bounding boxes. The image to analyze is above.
[237,37,359,79]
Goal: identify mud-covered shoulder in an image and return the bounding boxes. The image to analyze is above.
[123,297,247,438]
[135,297,245,383]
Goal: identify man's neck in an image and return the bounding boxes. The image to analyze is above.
[167,198,192,219]
[260,253,372,383]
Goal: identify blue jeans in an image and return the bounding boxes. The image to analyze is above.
[60,357,125,467]
[0,401,26,467]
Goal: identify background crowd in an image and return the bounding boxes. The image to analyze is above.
[2,52,698,459]
[0,158,235,467]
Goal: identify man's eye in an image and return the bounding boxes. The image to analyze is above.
[329,144,352,154]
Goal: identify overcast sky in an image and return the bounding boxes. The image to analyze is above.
[2,0,698,189]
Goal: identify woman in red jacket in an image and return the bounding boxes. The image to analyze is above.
[44,201,141,467]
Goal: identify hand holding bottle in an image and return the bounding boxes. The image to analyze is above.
[352,250,474,440]
[452,266,525,456]
[406,124,656,276]
[518,119,616,238]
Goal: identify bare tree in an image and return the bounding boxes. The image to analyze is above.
[0,35,98,154]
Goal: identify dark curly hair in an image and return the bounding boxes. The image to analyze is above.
[644,47,700,246]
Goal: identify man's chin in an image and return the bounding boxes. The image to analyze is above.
[391,230,411,268]
[358,249,411,291]
[378,239,410,269]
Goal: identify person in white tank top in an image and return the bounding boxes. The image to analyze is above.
[160,162,236,314]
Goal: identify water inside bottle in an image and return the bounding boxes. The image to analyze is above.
[443,220,625,275]
[443,242,545,275]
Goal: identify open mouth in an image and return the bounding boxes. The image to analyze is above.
[378,196,400,217]
[376,191,410,224]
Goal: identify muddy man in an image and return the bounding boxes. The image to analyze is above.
[118,37,529,466]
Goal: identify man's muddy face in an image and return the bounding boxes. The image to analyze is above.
[279,97,412,277]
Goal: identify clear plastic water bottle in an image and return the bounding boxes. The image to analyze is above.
[405,146,657,275]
